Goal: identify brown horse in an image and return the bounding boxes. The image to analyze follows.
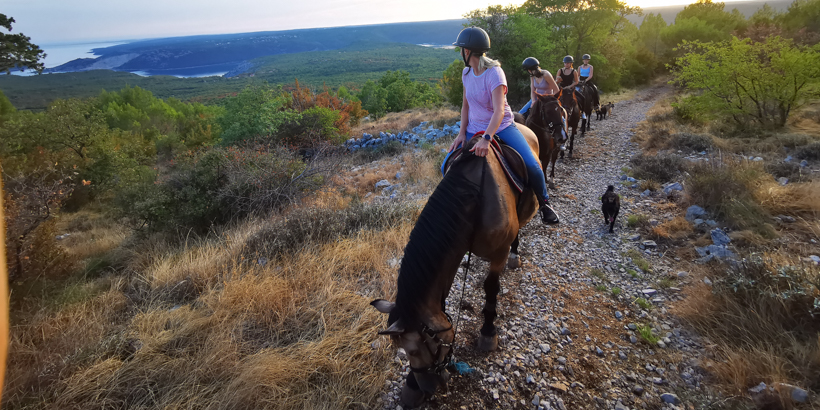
[371,130,540,408]
[516,93,568,189]
[579,82,596,132]
[558,88,582,159]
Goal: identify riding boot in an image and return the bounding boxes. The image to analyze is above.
[540,198,560,225]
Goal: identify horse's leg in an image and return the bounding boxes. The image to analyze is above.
[507,234,521,269]
[568,128,576,159]
[477,258,505,351]
[550,151,558,188]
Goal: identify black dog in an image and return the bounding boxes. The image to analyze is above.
[601,185,620,233]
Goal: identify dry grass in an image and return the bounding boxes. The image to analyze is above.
[650,216,693,240]
[353,106,460,136]
[5,199,420,409]
[678,256,820,405]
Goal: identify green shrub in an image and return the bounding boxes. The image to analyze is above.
[671,132,713,152]
[627,214,651,228]
[611,287,622,296]
[637,324,659,344]
[630,154,686,183]
[635,298,652,310]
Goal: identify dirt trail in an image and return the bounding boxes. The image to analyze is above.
[379,84,722,410]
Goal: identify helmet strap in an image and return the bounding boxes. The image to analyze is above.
[462,49,473,68]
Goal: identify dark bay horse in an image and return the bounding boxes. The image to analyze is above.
[558,88,582,159]
[516,93,568,189]
[371,130,540,408]
[579,82,596,132]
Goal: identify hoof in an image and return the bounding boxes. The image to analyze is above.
[400,384,427,409]
[507,253,521,269]
[548,181,556,189]
[477,333,498,351]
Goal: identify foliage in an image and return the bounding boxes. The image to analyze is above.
[629,153,686,182]
[637,324,659,344]
[0,14,45,74]
[671,132,713,152]
[671,37,820,129]
[779,0,820,44]
[795,141,820,160]
[356,71,441,118]
[115,145,331,233]
[439,59,465,107]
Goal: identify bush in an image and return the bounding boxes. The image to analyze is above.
[765,161,807,182]
[686,159,775,237]
[630,153,686,183]
[671,132,713,152]
[115,145,332,233]
[795,141,820,160]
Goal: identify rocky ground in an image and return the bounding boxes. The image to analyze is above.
[377,84,727,410]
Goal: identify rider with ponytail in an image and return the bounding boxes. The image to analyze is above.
[555,55,587,121]
[579,54,600,108]
[518,57,559,118]
[445,27,559,225]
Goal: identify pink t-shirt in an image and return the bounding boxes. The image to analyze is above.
[462,66,514,135]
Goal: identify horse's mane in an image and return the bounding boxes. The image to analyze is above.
[390,159,482,328]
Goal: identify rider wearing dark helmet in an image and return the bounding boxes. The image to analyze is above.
[555,55,587,121]
[518,57,559,118]
[579,54,600,108]
[446,27,559,225]
[520,57,568,150]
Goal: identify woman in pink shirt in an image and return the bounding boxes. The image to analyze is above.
[445,27,559,225]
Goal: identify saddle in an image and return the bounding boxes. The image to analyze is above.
[443,132,527,193]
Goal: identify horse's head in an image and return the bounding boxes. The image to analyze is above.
[371,299,454,408]
[529,93,568,143]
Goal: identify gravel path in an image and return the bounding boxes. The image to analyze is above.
[379,84,721,410]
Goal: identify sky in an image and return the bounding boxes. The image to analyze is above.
[6,0,758,45]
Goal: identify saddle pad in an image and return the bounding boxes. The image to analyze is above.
[442,132,527,194]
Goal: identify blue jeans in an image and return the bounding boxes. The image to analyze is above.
[441,124,549,201]
[519,100,533,115]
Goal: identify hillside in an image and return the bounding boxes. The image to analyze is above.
[629,0,794,24]
[47,19,466,77]
[0,42,458,111]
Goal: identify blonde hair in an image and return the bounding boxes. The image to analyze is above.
[478,55,501,71]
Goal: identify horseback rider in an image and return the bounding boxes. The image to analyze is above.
[555,55,587,121]
[519,57,559,117]
[520,56,568,151]
[445,27,559,225]
[579,54,600,108]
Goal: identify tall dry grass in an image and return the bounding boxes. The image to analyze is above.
[5,198,421,409]
[353,106,460,136]
[679,256,820,406]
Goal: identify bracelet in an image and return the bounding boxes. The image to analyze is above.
[483,133,492,141]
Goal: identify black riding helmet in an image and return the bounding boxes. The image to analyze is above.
[454,27,490,67]
[582,54,591,60]
[563,55,574,63]
[522,57,540,70]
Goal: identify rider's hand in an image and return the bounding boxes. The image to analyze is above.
[449,132,466,153]
[470,137,490,157]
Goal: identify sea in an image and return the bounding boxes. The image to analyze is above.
[13,40,226,78]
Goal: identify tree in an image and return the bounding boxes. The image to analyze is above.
[779,0,820,44]
[671,37,820,129]
[0,14,46,74]
[661,0,746,49]
[439,59,465,107]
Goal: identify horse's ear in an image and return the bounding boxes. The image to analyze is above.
[370,299,395,314]
[378,319,406,335]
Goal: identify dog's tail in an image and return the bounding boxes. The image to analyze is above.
[607,185,615,192]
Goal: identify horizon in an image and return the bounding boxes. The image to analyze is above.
[5,0,787,46]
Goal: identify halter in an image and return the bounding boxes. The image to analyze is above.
[528,99,564,140]
[408,314,455,374]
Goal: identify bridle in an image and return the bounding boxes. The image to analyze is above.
[528,99,565,141]
[408,316,454,374]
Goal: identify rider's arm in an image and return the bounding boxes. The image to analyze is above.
[545,71,559,95]
[570,70,579,89]
[530,76,536,103]
[486,85,506,137]
[587,66,594,81]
